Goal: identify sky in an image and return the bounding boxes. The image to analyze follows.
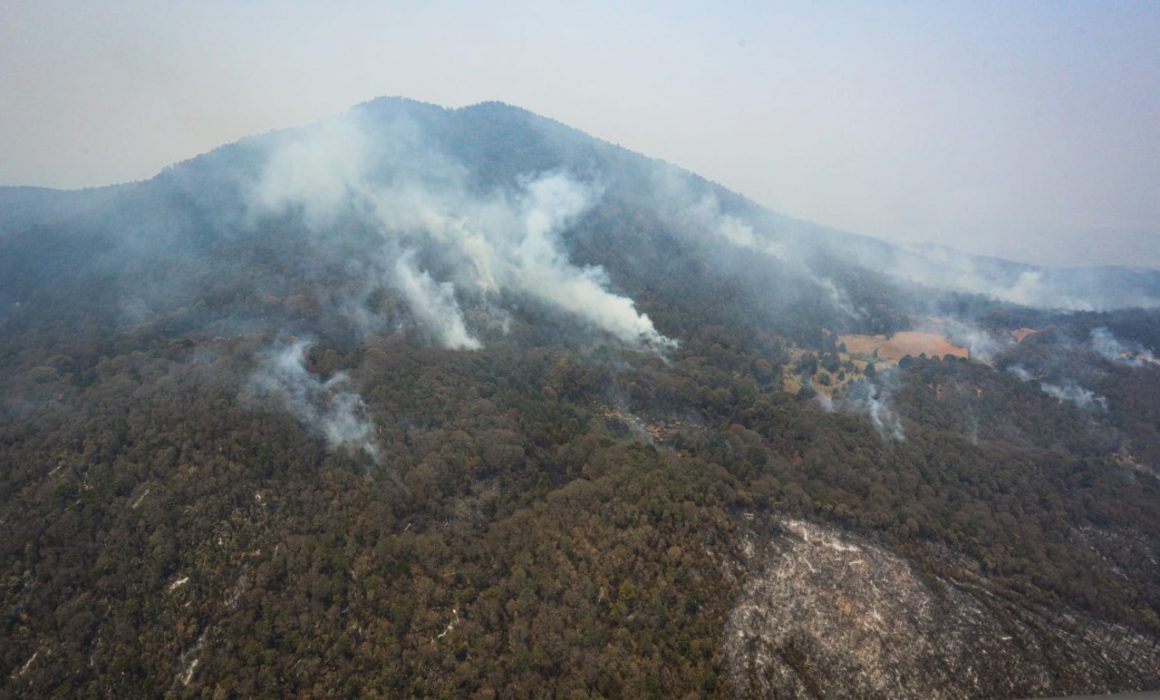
[2,1,1158,268]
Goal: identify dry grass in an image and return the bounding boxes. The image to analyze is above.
[838,334,887,356]
[878,332,969,361]
[839,332,968,362]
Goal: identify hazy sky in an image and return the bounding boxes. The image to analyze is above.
[2,1,1158,267]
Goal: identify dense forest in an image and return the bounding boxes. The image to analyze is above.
[2,99,1160,698]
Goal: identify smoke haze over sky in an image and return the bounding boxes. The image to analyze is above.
[2,1,1158,267]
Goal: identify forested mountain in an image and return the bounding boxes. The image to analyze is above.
[3,98,1160,698]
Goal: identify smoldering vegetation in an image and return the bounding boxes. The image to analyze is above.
[997,325,1160,412]
[2,97,1159,464]
[246,339,380,463]
[3,98,1160,698]
[3,97,1158,371]
[1004,365,1107,411]
[820,370,907,442]
[245,113,674,352]
[1090,326,1158,367]
[7,98,1155,348]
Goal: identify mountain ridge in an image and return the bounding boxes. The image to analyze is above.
[6,98,1157,319]
[2,97,1160,698]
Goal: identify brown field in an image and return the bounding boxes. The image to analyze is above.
[839,334,887,356]
[1011,327,1036,342]
[839,332,969,362]
[879,332,969,361]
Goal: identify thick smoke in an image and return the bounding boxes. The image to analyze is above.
[247,112,673,351]
[1090,327,1157,367]
[251,118,384,229]
[491,172,675,348]
[392,251,481,350]
[250,339,380,461]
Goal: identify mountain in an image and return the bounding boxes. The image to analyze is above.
[3,97,1160,698]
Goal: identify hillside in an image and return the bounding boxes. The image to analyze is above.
[2,98,1160,698]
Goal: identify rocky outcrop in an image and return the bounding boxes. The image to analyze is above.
[725,519,1160,699]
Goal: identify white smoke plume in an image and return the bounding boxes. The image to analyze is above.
[650,168,1151,315]
[816,276,860,319]
[250,339,380,461]
[392,251,481,350]
[1006,365,1034,382]
[688,193,787,261]
[659,177,861,319]
[1006,364,1107,411]
[926,318,1010,363]
[247,113,673,351]
[251,118,378,229]
[693,194,862,319]
[1039,380,1108,411]
[506,174,674,349]
[1000,271,1092,310]
[1090,327,1157,367]
[837,371,905,442]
